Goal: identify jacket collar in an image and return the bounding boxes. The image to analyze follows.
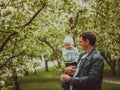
[85,48,97,60]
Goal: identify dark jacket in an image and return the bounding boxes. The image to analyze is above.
[70,48,104,90]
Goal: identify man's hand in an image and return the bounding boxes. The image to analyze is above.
[65,66,76,75]
[60,74,71,83]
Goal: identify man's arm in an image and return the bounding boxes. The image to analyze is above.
[65,66,76,75]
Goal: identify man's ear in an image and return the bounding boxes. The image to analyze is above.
[86,39,90,45]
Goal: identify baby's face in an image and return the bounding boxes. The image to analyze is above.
[64,43,73,50]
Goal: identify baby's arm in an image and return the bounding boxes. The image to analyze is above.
[62,48,69,61]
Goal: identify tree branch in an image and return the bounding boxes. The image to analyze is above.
[0,51,25,69]
[0,4,46,52]
[24,4,46,27]
[0,31,18,52]
[39,37,55,52]
[100,52,111,66]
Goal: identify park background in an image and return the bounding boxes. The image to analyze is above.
[0,0,120,90]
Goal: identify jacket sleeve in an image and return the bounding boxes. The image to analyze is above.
[70,56,104,87]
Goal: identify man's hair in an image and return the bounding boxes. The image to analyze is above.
[79,31,96,46]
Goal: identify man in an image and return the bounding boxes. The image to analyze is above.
[60,31,104,90]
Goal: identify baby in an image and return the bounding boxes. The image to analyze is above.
[61,35,79,90]
[62,35,79,67]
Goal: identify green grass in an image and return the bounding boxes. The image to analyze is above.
[19,67,120,90]
[102,82,120,90]
[19,68,62,90]
[19,77,61,90]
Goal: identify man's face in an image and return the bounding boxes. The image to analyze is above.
[79,37,88,50]
[64,43,73,50]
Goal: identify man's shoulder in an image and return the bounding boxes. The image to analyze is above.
[93,53,103,60]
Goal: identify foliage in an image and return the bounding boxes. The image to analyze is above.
[0,0,119,89]
[90,0,120,75]
[0,76,13,90]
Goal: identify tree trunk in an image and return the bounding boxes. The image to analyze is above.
[45,60,49,72]
[110,60,116,75]
[33,66,37,75]
[101,52,117,75]
[117,58,120,74]
[12,69,20,90]
[24,69,29,76]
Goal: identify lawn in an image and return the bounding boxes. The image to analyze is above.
[102,82,120,90]
[19,67,120,90]
[19,68,62,90]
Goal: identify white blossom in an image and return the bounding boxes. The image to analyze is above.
[24,3,29,11]
[1,6,17,16]
[0,80,5,86]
